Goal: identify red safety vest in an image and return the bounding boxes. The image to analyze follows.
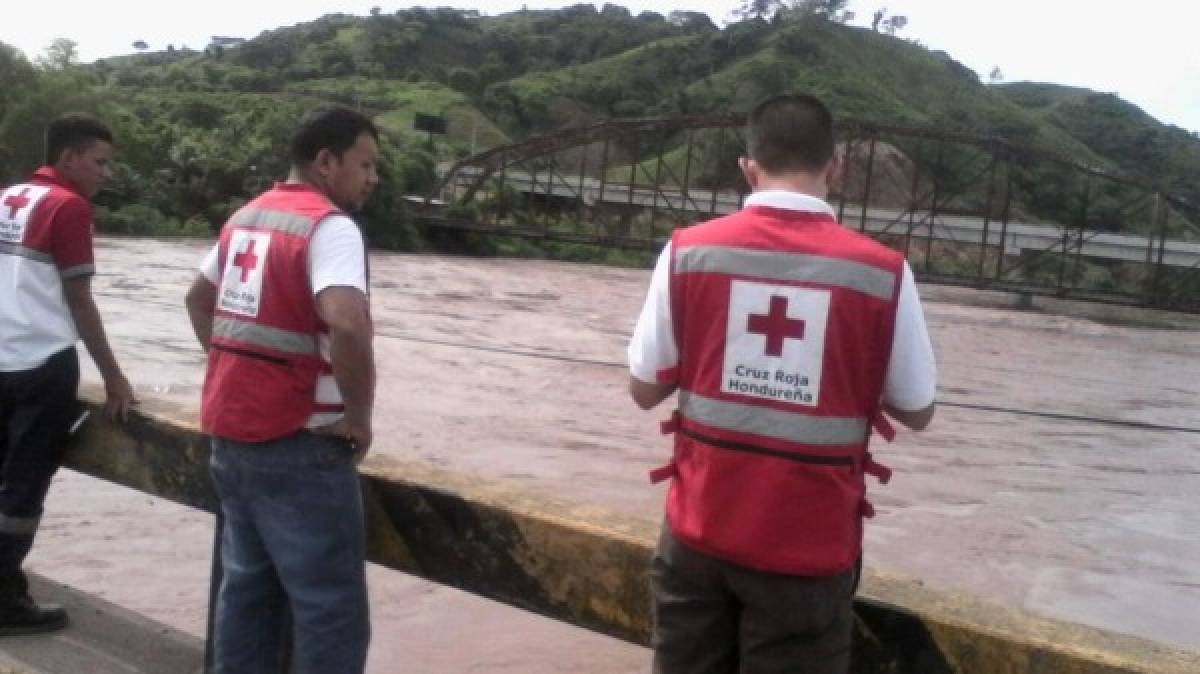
[653,205,903,576]
[201,183,344,442]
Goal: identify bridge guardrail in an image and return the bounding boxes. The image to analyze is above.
[57,389,1200,673]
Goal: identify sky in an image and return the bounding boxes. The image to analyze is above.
[3,1,1197,133]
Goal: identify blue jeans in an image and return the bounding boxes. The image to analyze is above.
[209,431,370,674]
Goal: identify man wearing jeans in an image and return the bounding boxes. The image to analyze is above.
[185,105,378,673]
[0,113,136,635]
[628,94,936,673]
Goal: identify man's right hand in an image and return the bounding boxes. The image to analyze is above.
[314,415,372,461]
[104,374,137,422]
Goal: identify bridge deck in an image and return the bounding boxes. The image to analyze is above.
[0,574,203,674]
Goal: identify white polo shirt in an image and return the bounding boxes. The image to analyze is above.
[201,214,367,427]
[627,190,937,411]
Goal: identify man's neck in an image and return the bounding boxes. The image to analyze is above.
[286,168,321,189]
[751,174,828,200]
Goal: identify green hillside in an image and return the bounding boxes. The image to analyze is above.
[0,5,1195,245]
[997,82,1200,204]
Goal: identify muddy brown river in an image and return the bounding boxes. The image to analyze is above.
[29,237,1200,671]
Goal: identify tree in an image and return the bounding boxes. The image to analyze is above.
[0,70,100,176]
[772,0,854,23]
[798,0,851,21]
[668,10,717,33]
[734,0,784,21]
[448,68,478,96]
[0,43,38,179]
[0,42,37,108]
[872,8,886,31]
[746,59,792,95]
[37,38,79,70]
[989,67,1004,84]
[132,40,148,51]
[883,14,908,35]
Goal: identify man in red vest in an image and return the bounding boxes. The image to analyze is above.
[0,113,136,635]
[628,94,937,673]
[185,105,378,673]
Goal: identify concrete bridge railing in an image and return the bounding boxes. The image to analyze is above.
[62,390,1200,674]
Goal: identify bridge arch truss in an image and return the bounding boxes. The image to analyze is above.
[423,115,1200,312]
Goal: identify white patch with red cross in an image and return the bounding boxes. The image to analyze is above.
[721,280,830,407]
[0,185,51,243]
[218,229,271,317]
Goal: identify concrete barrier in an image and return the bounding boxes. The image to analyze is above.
[64,391,1200,674]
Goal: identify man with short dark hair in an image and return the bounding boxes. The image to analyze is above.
[628,94,937,673]
[185,104,379,673]
[0,112,136,635]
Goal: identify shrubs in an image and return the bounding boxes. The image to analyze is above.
[96,203,192,236]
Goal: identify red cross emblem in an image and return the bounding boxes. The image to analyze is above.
[747,295,806,357]
[4,188,32,220]
[232,239,260,282]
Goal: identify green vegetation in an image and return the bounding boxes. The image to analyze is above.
[996,83,1200,207]
[0,5,1195,256]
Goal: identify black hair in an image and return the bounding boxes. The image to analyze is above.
[290,105,380,166]
[745,94,835,174]
[45,113,113,165]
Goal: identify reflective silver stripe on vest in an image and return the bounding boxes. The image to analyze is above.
[0,241,53,264]
[212,316,317,356]
[229,208,316,237]
[680,391,868,446]
[61,263,96,279]
[0,513,40,535]
[674,246,896,301]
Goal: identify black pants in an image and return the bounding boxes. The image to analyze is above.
[0,347,79,602]
[651,525,858,674]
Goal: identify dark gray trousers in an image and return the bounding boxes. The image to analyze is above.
[651,525,857,674]
[0,347,79,603]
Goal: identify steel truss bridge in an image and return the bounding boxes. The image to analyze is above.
[418,115,1200,312]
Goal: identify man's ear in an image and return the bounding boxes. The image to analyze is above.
[313,147,337,178]
[738,156,759,190]
[56,147,78,170]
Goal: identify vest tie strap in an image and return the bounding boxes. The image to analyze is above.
[863,452,893,484]
[650,411,683,483]
[860,498,877,519]
[659,410,681,435]
[649,463,679,484]
[871,409,896,442]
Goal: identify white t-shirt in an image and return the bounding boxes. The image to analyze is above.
[627,190,937,412]
[201,214,367,427]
